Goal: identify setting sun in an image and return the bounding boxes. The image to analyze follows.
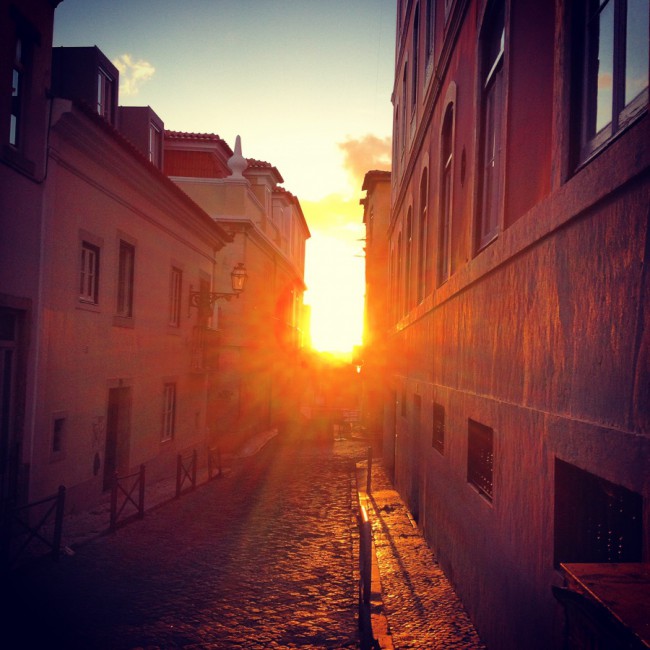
[305,233,365,354]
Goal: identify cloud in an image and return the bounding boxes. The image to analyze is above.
[338,134,391,187]
[112,54,155,97]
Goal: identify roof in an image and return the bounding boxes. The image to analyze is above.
[60,100,233,245]
[362,169,391,191]
[246,158,284,183]
[164,130,234,156]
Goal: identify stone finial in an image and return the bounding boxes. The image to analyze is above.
[228,135,248,179]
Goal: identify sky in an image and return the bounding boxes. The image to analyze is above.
[53,0,396,353]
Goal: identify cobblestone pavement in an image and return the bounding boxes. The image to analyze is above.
[4,434,487,650]
[3,435,368,650]
[359,461,486,650]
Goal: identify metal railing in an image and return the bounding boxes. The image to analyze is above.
[1,485,66,570]
[358,503,372,606]
[176,450,197,497]
[110,465,145,532]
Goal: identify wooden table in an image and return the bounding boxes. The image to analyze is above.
[558,563,650,649]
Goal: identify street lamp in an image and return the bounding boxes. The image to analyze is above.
[189,262,248,316]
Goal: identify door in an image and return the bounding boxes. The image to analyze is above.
[103,387,131,491]
[0,308,23,511]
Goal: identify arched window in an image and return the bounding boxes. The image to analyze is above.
[401,63,408,152]
[477,0,505,251]
[396,232,403,321]
[438,103,454,285]
[412,4,420,113]
[425,0,435,63]
[405,209,413,313]
[417,169,429,302]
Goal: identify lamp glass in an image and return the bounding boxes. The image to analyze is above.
[231,263,248,293]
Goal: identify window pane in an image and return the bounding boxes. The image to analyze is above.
[625,0,649,105]
[586,0,615,137]
[117,242,134,316]
[80,243,99,303]
[554,459,642,565]
[468,419,494,500]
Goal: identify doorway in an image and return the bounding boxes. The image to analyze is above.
[103,386,131,491]
[0,307,25,511]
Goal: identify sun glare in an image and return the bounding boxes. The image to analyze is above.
[304,233,364,354]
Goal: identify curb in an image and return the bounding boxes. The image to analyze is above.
[356,460,395,650]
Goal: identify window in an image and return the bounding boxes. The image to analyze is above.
[393,107,400,168]
[149,122,162,166]
[438,104,454,285]
[417,169,430,302]
[169,267,182,327]
[10,38,25,147]
[554,459,642,565]
[426,0,435,63]
[116,240,135,318]
[52,417,65,454]
[432,402,444,453]
[401,64,408,152]
[467,419,493,500]
[412,4,420,113]
[401,387,407,417]
[404,209,413,313]
[97,67,114,121]
[477,1,505,250]
[80,241,100,304]
[578,0,649,162]
[396,232,403,321]
[161,383,176,442]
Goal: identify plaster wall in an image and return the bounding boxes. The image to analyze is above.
[29,109,225,510]
[391,178,650,649]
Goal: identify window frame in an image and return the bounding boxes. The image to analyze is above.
[425,0,436,64]
[161,382,176,443]
[97,67,115,122]
[79,240,101,305]
[412,3,420,116]
[149,122,162,166]
[476,0,506,252]
[432,402,445,453]
[576,0,649,164]
[438,102,454,286]
[10,37,25,148]
[50,411,68,461]
[401,63,409,155]
[404,208,413,314]
[169,266,183,327]
[417,168,430,302]
[554,459,643,565]
[467,418,494,501]
[116,238,135,320]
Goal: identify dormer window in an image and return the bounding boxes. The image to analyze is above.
[97,67,114,121]
[149,122,162,166]
[10,38,25,147]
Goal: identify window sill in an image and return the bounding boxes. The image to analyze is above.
[113,315,135,329]
[468,483,494,505]
[1,144,36,177]
[77,301,101,313]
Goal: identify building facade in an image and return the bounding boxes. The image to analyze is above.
[0,7,251,513]
[1,0,60,513]
[359,170,392,448]
[165,132,310,452]
[382,1,649,648]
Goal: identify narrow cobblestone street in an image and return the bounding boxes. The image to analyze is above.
[4,435,367,650]
[3,433,488,650]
